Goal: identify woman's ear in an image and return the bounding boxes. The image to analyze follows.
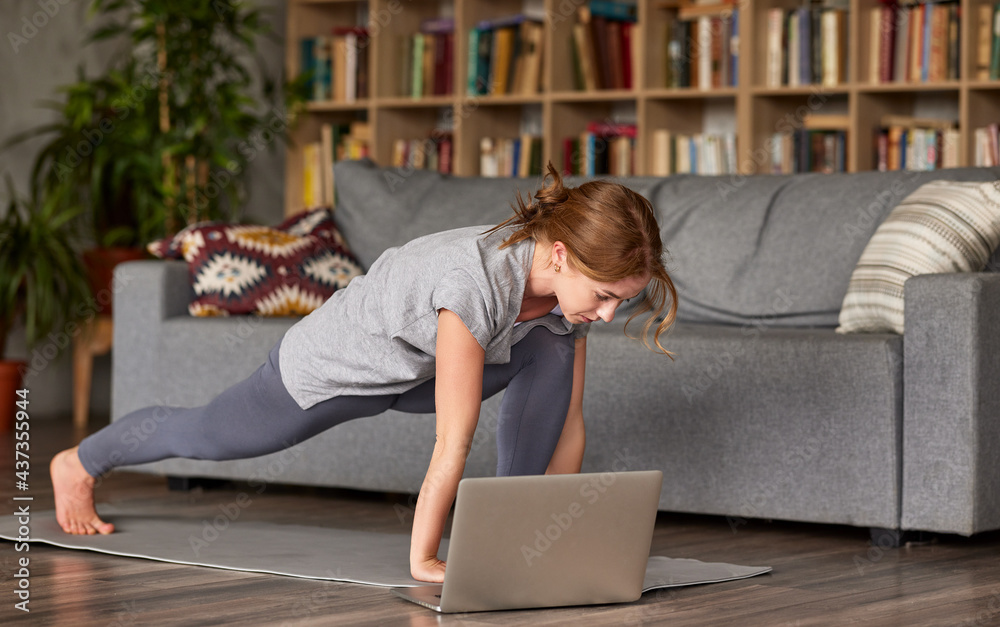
[550,241,568,267]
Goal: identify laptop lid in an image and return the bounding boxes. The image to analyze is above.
[423,470,662,613]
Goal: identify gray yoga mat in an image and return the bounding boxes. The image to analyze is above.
[0,505,771,590]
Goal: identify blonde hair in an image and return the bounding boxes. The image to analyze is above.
[484,162,678,357]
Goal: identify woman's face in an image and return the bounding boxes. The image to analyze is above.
[554,265,650,325]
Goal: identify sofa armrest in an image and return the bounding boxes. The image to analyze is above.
[111,260,191,421]
[902,272,1000,535]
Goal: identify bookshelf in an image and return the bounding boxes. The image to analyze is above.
[283,0,1000,216]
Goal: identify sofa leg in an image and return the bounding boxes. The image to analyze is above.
[166,475,232,492]
[869,527,935,548]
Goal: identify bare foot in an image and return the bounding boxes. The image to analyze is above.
[50,447,114,535]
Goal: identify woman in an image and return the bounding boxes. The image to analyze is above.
[50,162,678,583]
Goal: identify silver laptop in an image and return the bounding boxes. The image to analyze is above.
[391,469,663,613]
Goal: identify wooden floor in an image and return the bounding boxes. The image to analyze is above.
[4,417,1000,627]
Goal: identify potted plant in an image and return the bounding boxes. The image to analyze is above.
[83,0,308,232]
[8,59,165,315]
[0,179,92,431]
[7,0,306,314]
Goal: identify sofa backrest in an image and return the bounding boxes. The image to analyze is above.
[333,159,1000,328]
[333,158,666,268]
[651,168,1000,327]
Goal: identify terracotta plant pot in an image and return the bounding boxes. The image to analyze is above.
[82,247,149,316]
[0,360,27,433]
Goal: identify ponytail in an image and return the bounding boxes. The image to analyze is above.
[483,161,567,247]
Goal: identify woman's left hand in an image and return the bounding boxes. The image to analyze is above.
[411,556,447,583]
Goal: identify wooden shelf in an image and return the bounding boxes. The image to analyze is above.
[376,96,457,108]
[305,100,371,112]
[644,87,739,99]
[284,0,1000,217]
[856,82,963,93]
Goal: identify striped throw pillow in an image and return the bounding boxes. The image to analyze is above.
[836,179,1000,334]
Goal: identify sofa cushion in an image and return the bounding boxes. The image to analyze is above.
[836,179,1000,334]
[650,167,1000,327]
[147,208,363,317]
[332,158,665,270]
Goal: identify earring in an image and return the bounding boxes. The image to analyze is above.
[555,264,561,273]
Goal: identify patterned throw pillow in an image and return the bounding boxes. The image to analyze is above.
[147,208,363,317]
[836,179,1000,334]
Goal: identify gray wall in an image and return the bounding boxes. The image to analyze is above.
[0,0,288,419]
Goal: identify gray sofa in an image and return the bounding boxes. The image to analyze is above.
[111,159,1000,538]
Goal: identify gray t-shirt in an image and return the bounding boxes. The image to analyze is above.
[279,224,590,410]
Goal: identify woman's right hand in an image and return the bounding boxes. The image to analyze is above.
[410,556,447,583]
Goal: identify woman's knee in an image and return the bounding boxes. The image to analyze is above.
[519,327,575,370]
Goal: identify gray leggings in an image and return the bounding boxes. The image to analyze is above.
[78,326,576,480]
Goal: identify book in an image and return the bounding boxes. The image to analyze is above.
[519,21,544,94]
[993,2,1000,79]
[492,26,516,94]
[928,3,947,82]
[622,21,634,89]
[590,0,638,22]
[880,114,956,130]
[789,11,800,87]
[573,22,599,90]
[698,16,713,89]
[893,7,909,83]
[869,6,882,83]
[313,36,331,101]
[797,7,812,85]
[803,113,850,130]
[475,28,492,95]
[652,129,672,175]
[910,3,924,83]
[467,27,480,94]
[879,5,896,84]
[411,33,425,98]
[678,2,734,19]
[731,10,740,87]
[420,17,455,34]
[590,13,611,89]
[947,3,959,81]
[821,9,847,86]
[320,124,334,207]
[422,32,435,96]
[608,20,624,89]
[766,9,784,87]
[300,38,316,97]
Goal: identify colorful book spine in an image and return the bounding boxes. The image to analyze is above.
[589,0,638,22]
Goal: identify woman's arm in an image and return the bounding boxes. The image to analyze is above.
[409,308,485,583]
[546,336,587,474]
